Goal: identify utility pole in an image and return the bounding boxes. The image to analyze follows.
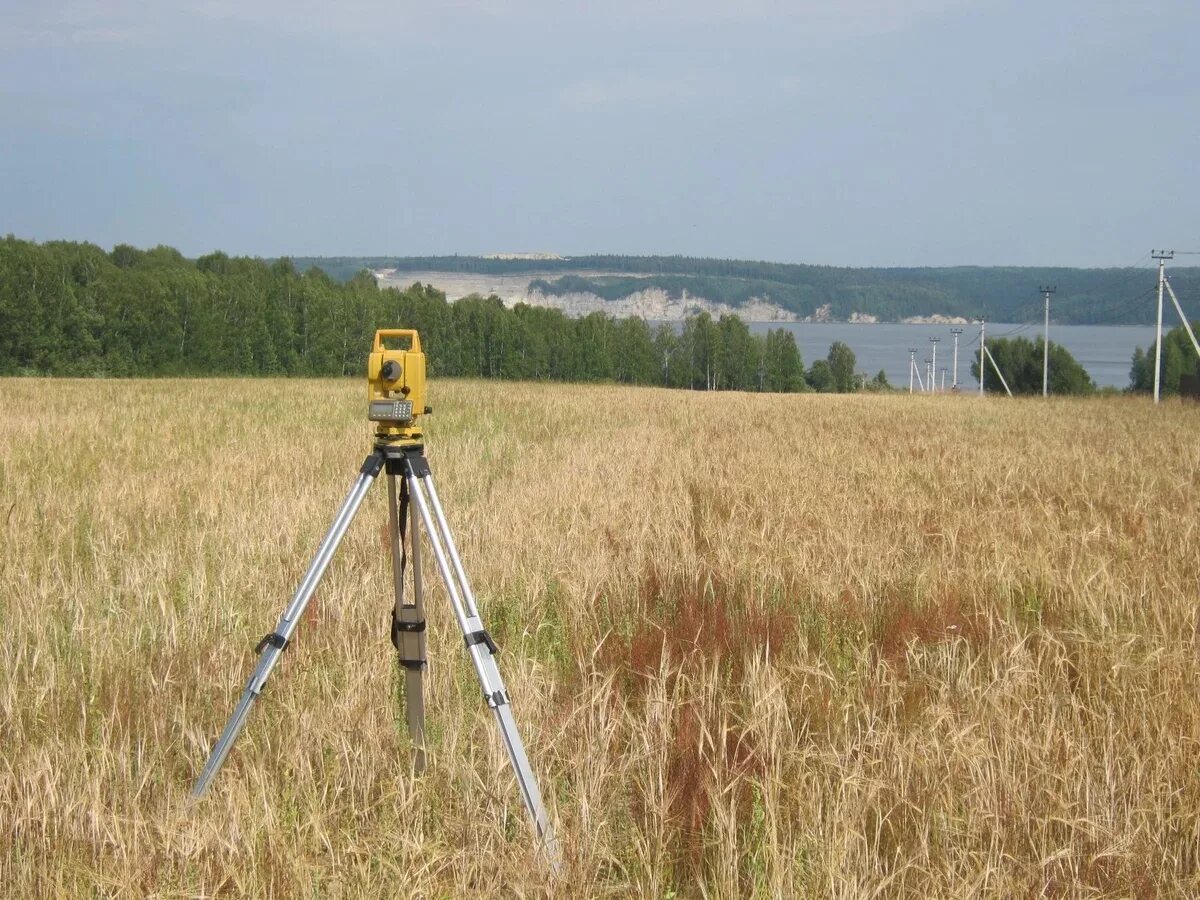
[925,358,933,392]
[982,343,1014,396]
[929,337,940,393]
[940,367,947,391]
[979,319,987,395]
[1152,250,1174,403]
[1039,285,1056,397]
[908,348,918,393]
[949,328,964,389]
[1163,276,1200,361]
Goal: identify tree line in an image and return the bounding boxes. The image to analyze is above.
[0,238,883,393]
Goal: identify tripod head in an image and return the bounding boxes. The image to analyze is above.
[367,329,428,446]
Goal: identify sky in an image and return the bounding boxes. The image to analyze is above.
[1,0,1197,267]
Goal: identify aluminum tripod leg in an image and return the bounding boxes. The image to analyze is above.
[387,469,427,773]
[192,452,386,797]
[402,454,561,871]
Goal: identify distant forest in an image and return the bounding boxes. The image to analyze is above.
[290,254,1200,326]
[1,238,875,392]
[5,238,1193,394]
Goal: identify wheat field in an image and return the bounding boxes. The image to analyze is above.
[2,378,1199,897]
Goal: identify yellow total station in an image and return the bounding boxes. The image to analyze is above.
[367,329,428,446]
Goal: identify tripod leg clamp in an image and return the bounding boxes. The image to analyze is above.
[404,455,431,478]
[255,632,290,654]
[464,629,499,655]
[360,452,386,476]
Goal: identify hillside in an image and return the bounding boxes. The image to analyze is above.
[290,254,1200,325]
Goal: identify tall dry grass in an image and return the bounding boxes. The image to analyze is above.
[1,377,1198,897]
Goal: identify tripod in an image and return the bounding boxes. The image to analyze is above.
[191,441,560,870]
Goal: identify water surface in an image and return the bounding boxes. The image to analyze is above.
[748,322,1157,390]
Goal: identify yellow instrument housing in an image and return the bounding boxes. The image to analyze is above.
[367,329,427,445]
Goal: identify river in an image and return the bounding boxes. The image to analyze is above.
[747,322,1157,390]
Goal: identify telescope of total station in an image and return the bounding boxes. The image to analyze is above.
[190,329,561,871]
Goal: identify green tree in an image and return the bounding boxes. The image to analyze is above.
[615,316,659,384]
[574,311,617,381]
[681,312,719,390]
[653,324,682,387]
[1129,323,1200,395]
[715,314,755,390]
[826,341,857,392]
[971,337,1095,395]
[761,329,806,392]
[110,244,145,269]
[807,359,835,393]
[1130,346,1149,391]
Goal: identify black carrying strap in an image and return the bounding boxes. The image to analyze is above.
[390,473,426,670]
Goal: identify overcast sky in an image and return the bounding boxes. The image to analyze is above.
[2,1,1197,266]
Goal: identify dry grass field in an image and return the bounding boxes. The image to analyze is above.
[3,378,1199,897]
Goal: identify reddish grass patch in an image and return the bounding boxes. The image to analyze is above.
[662,702,767,874]
[822,583,986,672]
[868,584,984,666]
[596,563,796,694]
[593,562,784,879]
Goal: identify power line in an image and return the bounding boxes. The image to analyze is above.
[1127,286,1157,307]
[994,323,1033,337]
[1117,250,1153,270]
[1097,260,1159,300]
[973,276,1153,364]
